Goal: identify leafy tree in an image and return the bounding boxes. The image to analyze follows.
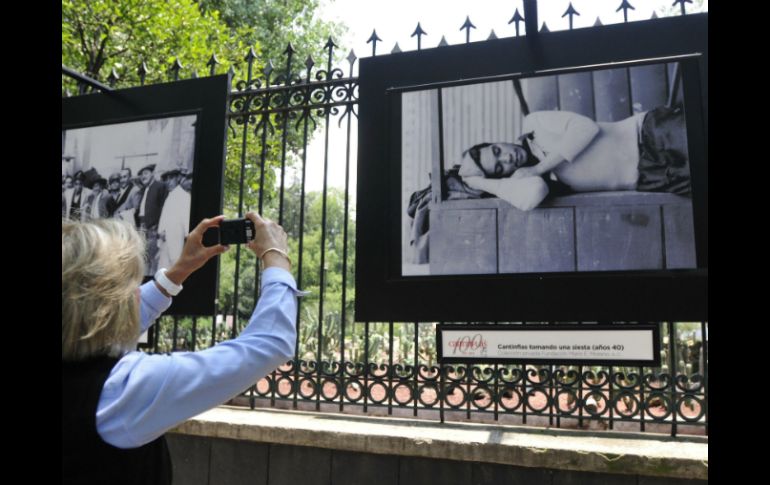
[63,1,350,327]
[198,0,346,64]
[62,0,240,92]
[282,187,356,362]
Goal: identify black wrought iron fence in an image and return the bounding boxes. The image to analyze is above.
[62,1,707,437]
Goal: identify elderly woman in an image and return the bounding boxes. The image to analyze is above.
[62,213,300,484]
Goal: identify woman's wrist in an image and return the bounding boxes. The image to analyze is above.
[165,264,192,286]
[261,250,291,271]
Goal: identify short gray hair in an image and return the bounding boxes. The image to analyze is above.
[62,218,145,361]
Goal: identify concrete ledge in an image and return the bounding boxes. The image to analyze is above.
[170,406,707,481]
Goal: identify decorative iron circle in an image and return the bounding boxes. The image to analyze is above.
[612,390,641,418]
[298,378,317,399]
[524,387,551,413]
[676,395,706,422]
[321,378,341,401]
[497,387,523,411]
[367,381,389,404]
[417,384,439,407]
[255,377,272,395]
[343,379,364,402]
[392,383,414,405]
[445,384,467,409]
[275,376,295,398]
[644,392,673,420]
[583,391,607,417]
[469,385,494,410]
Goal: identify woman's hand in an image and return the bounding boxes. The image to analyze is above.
[165,215,230,285]
[245,212,290,271]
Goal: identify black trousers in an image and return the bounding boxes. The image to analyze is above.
[636,104,691,197]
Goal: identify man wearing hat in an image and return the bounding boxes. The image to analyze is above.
[134,164,168,275]
[107,172,121,203]
[114,168,140,213]
[161,168,183,193]
[157,168,191,270]
[84,177,117,220]
[63,171,91,221]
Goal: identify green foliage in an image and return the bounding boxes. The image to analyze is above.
[62,0,240,92]
[62,0,347,92]
[290,187,356,361]
[63,0,352,333]
[198,0,347,68]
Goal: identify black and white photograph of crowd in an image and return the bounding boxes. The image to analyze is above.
[62,114,197,277]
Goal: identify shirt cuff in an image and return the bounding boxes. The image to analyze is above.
[140,280,173,314]
[261,267,310,296]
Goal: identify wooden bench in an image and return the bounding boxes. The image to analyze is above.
[429,191,695,275]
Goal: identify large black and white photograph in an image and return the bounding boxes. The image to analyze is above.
[356,15,707,322]
[62,114,197,277]
[402,60,695,276]
[62,74,230,316]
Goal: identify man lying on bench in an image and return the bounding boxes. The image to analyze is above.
[458,105,690,211]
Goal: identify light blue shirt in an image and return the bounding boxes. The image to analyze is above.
[97,267,301,449]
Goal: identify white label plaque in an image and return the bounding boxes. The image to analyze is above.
[437,325,659,365]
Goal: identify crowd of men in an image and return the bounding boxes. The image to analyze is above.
[62,164,192,275]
